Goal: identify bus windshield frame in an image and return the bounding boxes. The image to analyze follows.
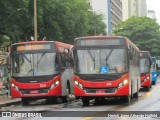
[74,38,128,75]
[11,42,59,77]
[140,58,150,74]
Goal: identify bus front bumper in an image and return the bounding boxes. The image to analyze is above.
[11,84,62,98]
[74,84,129,97]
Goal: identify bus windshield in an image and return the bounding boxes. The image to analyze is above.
[12,52,59,77]
[140,58,150,73]
[75,48,128,74]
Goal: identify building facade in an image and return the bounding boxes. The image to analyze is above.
[89,0,122,34]
[89,0,147,34]
[122,0,137,21]
[147,10,156,20]
[136,0,147,17]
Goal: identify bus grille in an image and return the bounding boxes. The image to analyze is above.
[84,88,117,94]
[20,89,49,94]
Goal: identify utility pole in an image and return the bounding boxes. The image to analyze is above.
[107,0,111,35]
[34,0,37,41]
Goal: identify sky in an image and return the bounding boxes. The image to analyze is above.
[146,0,160,24]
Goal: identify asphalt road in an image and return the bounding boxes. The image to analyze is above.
[1,76,160,120]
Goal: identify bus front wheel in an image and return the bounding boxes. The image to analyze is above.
[22,98,29,106]
[82,97,89,106]
[152,81,156,85]
[120,95,131,103]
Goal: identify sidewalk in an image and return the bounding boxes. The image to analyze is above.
[0,95,21,108]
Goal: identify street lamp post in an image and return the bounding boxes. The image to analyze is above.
[34,0,37,41]
[107,0,111,35]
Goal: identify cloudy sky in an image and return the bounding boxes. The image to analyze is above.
[146,0,160,24]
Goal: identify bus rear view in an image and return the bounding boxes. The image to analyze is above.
[73,36,140,106]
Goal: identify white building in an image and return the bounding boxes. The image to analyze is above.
[147,10,156,20]
[122,0,137,21]
[136,0,147,17]
[122,0,147,20]
[89,0,147,34]
[89,0,122,34]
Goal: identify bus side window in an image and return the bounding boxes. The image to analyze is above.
[55,54,60,71]
[69,49,74,67]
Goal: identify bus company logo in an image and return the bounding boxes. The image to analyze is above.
[2,112,11,117]
[106,82,112,86]
[40,84,46,88]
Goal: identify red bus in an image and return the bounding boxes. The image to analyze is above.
[10,41,74,105]
[73,36,140,105]
[139,51,152,91]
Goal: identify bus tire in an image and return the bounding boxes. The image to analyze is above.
[144,86,150,91]
[46,97,57,104]
[133,91,138,99]
[152,81,155,85]
[121,95,131,103]
[82,97,89,106]
[150,84,152,89]
[22,98,29,106]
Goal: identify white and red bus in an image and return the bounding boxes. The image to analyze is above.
[73,36,140,105]
[139,51,152,91]
[10,41,74,105]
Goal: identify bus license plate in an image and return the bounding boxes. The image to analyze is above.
[96,90,105,93]
[30,90,39,94]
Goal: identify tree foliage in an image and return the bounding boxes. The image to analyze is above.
[113,17,160,56]
[0,0,106,45]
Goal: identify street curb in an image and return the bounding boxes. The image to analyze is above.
[0,99,21,108]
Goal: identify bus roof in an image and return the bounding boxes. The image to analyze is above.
[139,51,151,58]
[11,41,73,48]
[74,36,126,40]
[74,36,139,51]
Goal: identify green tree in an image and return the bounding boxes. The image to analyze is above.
[113,17,160,56]
[0,0,30,45]
[0,0,106,45]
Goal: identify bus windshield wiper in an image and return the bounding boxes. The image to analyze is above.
[37,51,46,65]
[105,49,113,64]
[22,54,33,74]
[22,54,31,63]
[87,49,95,69]
[105,49,118,71]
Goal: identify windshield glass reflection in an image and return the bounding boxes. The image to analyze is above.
[140,58,150,73]
[12,52,59,77]
[76,49,127,74]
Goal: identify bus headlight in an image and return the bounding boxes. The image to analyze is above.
[50,81,60,89]
[75,81,83,89]
[75,81,78,85]
[123,79,128,85]
[11,84,19,91]
[79,83,83,89]
[118,79,128,88]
